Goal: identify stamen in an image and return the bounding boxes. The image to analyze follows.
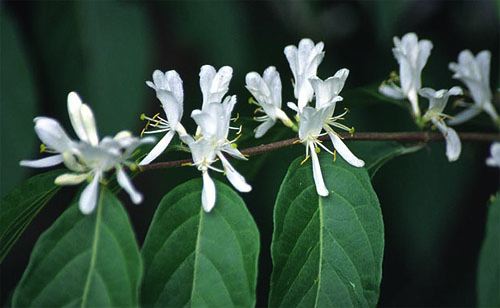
[300,155,310,165]
[232,112,240,122]
[316,141,334,155]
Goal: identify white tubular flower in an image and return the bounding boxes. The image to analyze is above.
[448,50,498,125]
[295,75,364,196]
[284,38,325,111]
[21,92,153,215]
[420,86,463,162]
[189,97,251,212]
[140,70,188,165]
[245,66,293,138]
[486,142,500,168]
[379,32,433,118]
[199,65,233,110]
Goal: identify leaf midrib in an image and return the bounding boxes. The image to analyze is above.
[81,188,104,308]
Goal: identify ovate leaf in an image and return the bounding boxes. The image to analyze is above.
[477,192,500,307]
[270,153,384,307]
[12,188,142,307]
[141,178,260,307]
[0,169,63,262]
[348,141,423,178]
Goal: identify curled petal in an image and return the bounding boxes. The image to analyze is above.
[328,132,365,167]
[309,144,329,197]
[20,154,64,168]
[448,107,482,125]
[79,174,100,215]
[139,130,175,166]
[202,171,216,212]
[67,92,99,145]
[254,119,276,138]
[117,167,143,204]
[55,173,88,186]
[379,84,405,100]
[34,117,73,153]
[218,154,252,193]
[433,119,461,162]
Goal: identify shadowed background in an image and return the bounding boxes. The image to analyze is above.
[1,1,499,306]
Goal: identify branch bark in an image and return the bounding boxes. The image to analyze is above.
[138,131,500,172]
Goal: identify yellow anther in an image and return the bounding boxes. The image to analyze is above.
[140,113,146,121]
[231,143,238,149]
[349,127,355,135]
[40,144,47,153]
[293,139,302,144]
[248,97,258,105]
[129,163,138,172]
[181,162,193,167]
[333,150,337,162]
[315,145,321,154]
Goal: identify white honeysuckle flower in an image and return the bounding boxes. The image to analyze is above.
[21,92,153,215]
[309,68,349,109]
[284,38,325,111]
[199,65,233,110]
[140,70,189,165]
[245,66,294,138]
[448,50,499,125]
[295,75,364,196]
[420,86,463,162]
[486,142,500,168]
[189,97,251,212]
[379,32,433,118]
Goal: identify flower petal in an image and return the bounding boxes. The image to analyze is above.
[20,154,64,168]
[448,107,482,125]
[79,174,100,215]
[218,154,252,192]
[202,171,216,212]
[433,119,461,162]
[34,117,73,153]
[254,119,276,138]
[379,84,405,99]
[139,130,175,165]
[117,167,143,204]
[309,144,329,196]
[328,132,365,167]
[55,173,88,186]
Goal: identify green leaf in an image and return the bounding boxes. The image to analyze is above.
[270,153,384,307]
[141,178,260,307]
[0,11,38,195]
[477,192,500,307]
[347,141,424,178]
[0,169,63,263]
[12,188,142,307]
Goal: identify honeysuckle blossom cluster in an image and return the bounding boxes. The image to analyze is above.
[139,65,251,212]
[20,92,153,214]
[246,38,365,197]
[19,36,498,217]
[379,32,499,162]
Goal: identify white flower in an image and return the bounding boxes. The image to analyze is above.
[420,86,463,162]
[284,38,325,111]
[448,50,498,125]
[486,142,500,167]
[292,74,364,196]
[379,32,433,118]
[199,65,233,110]
[189,97,251,212]
[140,70,188,165]
[21,92,153,214]
[245,66,293,138]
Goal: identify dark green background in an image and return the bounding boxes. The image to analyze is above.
[1,1,499,306]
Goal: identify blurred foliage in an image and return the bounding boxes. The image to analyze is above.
[1,0,498,306]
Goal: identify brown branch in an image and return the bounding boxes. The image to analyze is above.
[138,131,500,172]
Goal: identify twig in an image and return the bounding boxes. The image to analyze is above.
[138,131,500,172]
